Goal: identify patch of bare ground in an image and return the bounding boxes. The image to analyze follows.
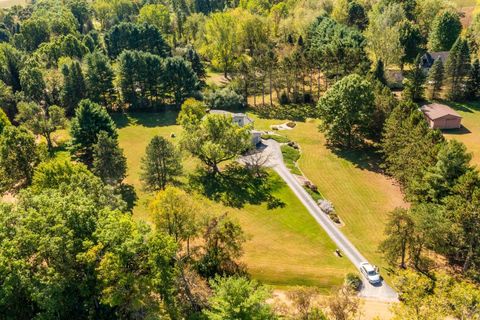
[269,289,394,320]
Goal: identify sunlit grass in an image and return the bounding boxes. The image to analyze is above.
[114,110,353,289]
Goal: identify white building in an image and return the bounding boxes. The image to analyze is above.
[207,110,261,145]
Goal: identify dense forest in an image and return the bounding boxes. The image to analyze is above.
[0,0,480,319]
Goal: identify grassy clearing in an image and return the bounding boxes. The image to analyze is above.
[113,111,352,289]
[0,0,26,8]
[443,101,480,167]
[251,115,407,279]
[112,111,192,220]
[454,0,477,7]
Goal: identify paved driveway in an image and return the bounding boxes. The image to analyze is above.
[247,139,398,301]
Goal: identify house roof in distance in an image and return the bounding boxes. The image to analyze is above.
[428,51,449,62]
[208,109,253,125]
[420,103,462,120]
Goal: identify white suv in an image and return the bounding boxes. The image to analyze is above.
[359,262,381,284]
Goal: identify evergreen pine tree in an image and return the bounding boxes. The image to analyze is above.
[373,59,387,85]
[62,61,86,115]
[466,59,480,100]
[183,44,206,82]
[427,59,444,100]
[140,135,182,191]
[446,38,471,101]
[92,131,127,185]
[403,55,426,102]
[70,99,117,164]
[85,51,115,106]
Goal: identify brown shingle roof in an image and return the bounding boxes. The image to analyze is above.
[420,103,462,120]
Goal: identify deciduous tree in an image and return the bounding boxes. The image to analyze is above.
[202,12,239,78]
[0,126,39,191]
[15,102,66,152]
[181,114,251,174]
[317,74,375,148]
[149,186,199,246]
[203,277,275,320]
[428,10,462,52]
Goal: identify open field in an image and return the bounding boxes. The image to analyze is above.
[443,101,480,167]
[0,0,26,8]
[251,115,406,279]
[454,0,477,7]
[113,111,352,290]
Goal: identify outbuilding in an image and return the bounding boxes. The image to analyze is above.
[420,103,462,129]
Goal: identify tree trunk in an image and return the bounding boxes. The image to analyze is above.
[310,68,313,96]
[269,69,273,107]
[253,71,257,107]
[45,132,53,152]
[317,69,322,99]
[262,74,265,106]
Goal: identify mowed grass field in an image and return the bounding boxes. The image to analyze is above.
[443,101,480,167]
[0,0,26,8]
[454,0,477,7]
[251,115,406,277]
[113,111,352,290]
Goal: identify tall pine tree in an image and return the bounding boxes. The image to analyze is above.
[403,55,426,102]
[427,59,444,100]
[62,61,86,115]
[85,51,115,106]
[466,58,480,100]
[92,131,127,185]
[445,38,471,101]
[70,99,117,164]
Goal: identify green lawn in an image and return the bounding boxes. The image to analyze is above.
[443,101,480,167]
[114,111,352,290]
[251,115,406,278]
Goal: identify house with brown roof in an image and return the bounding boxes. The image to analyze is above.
[420,103,462,129]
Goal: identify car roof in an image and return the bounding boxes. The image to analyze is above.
[361,262,375,273]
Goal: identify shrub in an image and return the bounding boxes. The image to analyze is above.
[345,273,362,291]
[279,91,290,105]
[254,104,317,121]
[318,200,334,214]
[330,213,340,224]
[286,121,296,128]
[206,88,245,110]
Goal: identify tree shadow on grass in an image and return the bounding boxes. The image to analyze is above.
[328,145,384,174]
[112,109,179,129]
[188,163,285,209]
[438,100,480,113]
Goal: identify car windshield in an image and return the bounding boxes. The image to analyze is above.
[367,270,377,276]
